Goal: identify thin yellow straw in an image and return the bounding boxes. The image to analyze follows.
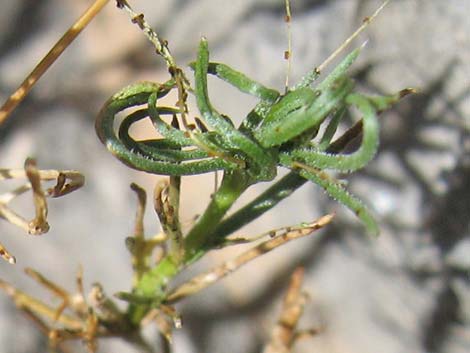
[317,0,390,73]
[0,0,111,126]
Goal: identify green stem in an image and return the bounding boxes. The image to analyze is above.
[212,172,306,242]
[184,170,251,262]
[127,170,249,324]
[126,115,369,324]
[127,256,180,324]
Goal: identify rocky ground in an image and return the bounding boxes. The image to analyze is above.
[0,0,468,352]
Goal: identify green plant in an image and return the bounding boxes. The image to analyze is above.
[96,0,412,323]
[0,0,414,351]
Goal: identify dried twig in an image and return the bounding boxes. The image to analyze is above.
[0,159,84,263]
[116,0,192,133]
[0,267,137,352]
[263,267,320,353]
[154,179,184,263]
[0,277,82,329]
[0,0,111,125]
[141,304,182,344]
[165,214,334,303]
[126,183,167,285]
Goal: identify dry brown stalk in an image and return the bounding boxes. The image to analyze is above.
[0,0,111,126]
[0,159,84,263]
[165,214,334,303]
[262,267,320,353]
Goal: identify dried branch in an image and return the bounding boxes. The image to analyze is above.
[0,267,139,352]
[0,0,111,125]
[0,159,84,263]
[154,179,184,263]
[126,183,167,285]
[263,267,320,353]
[0,278,82,329]
[165,214,334,303]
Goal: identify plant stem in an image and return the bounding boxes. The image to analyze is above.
[184,170,251,262]
[127,114,368,323]
[128,170,250,323]
[127,256,179,324]
[212,172,306,241]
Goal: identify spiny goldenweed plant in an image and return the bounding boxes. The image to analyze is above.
[0,0,414,351]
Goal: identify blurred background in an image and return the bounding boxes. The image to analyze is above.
[0,0,468,352]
